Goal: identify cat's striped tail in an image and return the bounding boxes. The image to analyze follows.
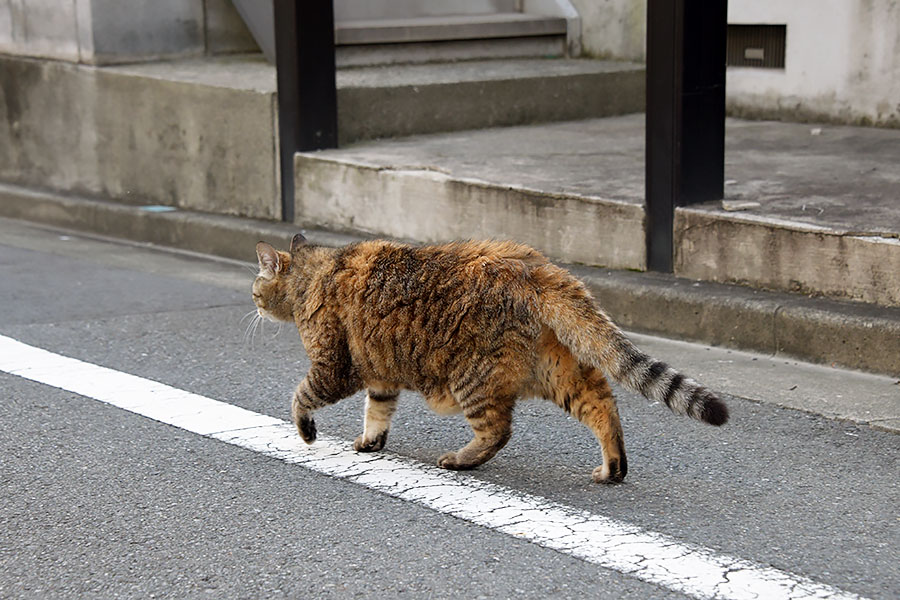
[537,272,728,426]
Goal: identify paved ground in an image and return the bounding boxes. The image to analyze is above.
[1,218,897,599]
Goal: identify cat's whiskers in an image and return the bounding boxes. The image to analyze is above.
[240,308,258,325]
[242,310,265,348]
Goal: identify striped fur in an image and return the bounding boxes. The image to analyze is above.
[253,236,727,484]
[535,275,729,426]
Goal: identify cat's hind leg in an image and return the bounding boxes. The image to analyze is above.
[537,329,627,483]
[354,388,399,452]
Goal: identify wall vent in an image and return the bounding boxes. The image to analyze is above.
[726,24,786,69]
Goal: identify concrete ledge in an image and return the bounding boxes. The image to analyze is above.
[336,37,566,68]
[336,59,645,142]
[575,265,900,376]
[675,206,900,308]
[294,155,646,269]
[335,14,567,45]
[0,183,354,264]
[0,55,280,219]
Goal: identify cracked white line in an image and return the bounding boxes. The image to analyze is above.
[0,335,867,600]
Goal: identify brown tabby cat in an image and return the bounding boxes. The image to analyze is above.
[253,234,728,483]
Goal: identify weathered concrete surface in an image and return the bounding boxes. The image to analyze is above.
[309,115,648,202]
[679,118,900,308]
[0,0,82,61]
[304,114,900,307]
[335,58,644,143]
[577,265,900,376]
[294,155,646,270]
[0,55,642,222]
[204,0,258,55]
[774,295,900,377]
[0,55,280,219]
[722,119,900,235]
[674,207,900,307]
[0,183,356,265]
[727,0,900,128]
[293,117,648,268]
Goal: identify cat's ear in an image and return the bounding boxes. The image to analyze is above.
[256,241,280,279]
[290,232,308,254]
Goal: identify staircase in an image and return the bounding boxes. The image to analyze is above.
[232,0,579,65]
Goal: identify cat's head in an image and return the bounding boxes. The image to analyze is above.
[252,233,307,323]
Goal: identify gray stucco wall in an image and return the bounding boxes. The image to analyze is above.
[0,0,257,64]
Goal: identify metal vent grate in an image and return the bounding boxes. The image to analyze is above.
[727,24,786,69]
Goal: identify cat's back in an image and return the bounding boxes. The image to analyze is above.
[324,240,553,387]
[333,239,547,335]
[336,239,548,300]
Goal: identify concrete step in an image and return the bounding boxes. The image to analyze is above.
[294,114,900,309]
[295,117,646,270]
[336,58,644,142]
[0,53,642,223]
[336,13,567,44]
[335,14,568,66]
[232,0,572,66]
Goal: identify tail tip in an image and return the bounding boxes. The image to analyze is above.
[702,398,729,426]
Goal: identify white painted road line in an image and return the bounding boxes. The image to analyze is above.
[0,334,865,600]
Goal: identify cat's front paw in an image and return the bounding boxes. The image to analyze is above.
[296,414,317,444]
[353,431,387,453]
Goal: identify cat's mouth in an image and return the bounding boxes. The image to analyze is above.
[257,307,278,323]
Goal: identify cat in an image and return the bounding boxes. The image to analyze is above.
[252,233,728,483]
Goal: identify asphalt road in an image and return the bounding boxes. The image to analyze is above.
[1,218,897,599]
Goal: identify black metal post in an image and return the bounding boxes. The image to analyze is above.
[645,0,727,272]
[274,0,338,223]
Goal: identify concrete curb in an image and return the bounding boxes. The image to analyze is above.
[2,182,899,379]
[675,206,900,308]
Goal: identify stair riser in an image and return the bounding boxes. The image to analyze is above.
[336,37,566,67]
[294,155,646,269]
[675,209,900,308]
[338,69,644,143]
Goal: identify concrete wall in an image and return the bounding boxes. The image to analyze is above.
[568,0,900,127]
[0,0,256,64]
[728,0,900,127]
[569,0,645,61]
[0,55,279,218]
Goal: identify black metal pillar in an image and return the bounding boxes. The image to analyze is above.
[645,0,727,272]
[274,0,338,223]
